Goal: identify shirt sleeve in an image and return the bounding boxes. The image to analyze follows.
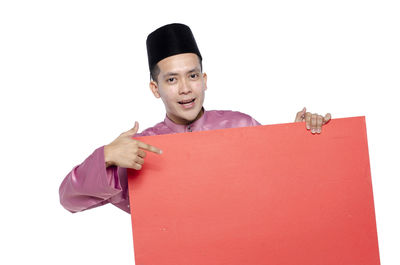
[59,146,124,213]
[250,116,261,126]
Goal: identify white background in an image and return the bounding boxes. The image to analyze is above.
[0,0,399,264]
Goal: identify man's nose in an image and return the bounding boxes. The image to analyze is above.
[178,79,192,94]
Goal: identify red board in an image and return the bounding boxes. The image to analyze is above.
[128,117,380,265]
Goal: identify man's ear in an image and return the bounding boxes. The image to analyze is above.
[203,72,208,91]
[149,81,161,98]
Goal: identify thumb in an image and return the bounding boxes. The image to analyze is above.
[294,107,306,122]
[323,113,332,124]
[124,121,139,136]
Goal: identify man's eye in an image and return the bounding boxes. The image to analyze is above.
[167,77,176,83]
[190,73,199,79]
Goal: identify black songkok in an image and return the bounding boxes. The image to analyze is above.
[146,23,202,72]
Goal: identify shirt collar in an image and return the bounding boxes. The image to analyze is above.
[163,107,207,133]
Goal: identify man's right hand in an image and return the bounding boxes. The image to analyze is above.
[104,121,162,170]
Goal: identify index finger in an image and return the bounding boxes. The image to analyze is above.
[137,141,163,154]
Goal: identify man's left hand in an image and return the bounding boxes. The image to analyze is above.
[294,107,331,134]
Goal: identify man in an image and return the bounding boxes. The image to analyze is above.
[59,23,331,214]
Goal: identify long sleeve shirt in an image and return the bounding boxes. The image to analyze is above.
[59,109,260,214]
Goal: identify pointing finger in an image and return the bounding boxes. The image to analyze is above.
[138,141,163,154]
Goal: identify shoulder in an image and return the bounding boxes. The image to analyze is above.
[207,110,254,120]
[205,110,261,128]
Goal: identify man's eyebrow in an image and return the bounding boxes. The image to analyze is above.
[162,72,179,78]
[187,67,200,73]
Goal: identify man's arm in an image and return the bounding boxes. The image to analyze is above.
[59,146,123,213]
[59,122,162,213]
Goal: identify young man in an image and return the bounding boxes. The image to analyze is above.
[59,23,331,214]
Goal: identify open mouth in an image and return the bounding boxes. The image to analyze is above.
[178,98,195,105]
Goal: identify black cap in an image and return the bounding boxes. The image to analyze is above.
[146,23,202,72]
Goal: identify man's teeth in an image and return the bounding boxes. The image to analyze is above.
[179,99,195,104]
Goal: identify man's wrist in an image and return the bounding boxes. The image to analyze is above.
[104,145,114,168]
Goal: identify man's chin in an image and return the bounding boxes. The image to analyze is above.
[180,113,200,124]
[170,107,204,124]
[188,107,204,122]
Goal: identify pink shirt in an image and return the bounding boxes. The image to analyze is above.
[59,109,260,214]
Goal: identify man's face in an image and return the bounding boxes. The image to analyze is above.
[150,53,207,125]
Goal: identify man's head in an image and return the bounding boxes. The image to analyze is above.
[146,23,207,125]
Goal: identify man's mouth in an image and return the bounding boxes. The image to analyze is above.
[178,98,196,109]
[178,98,195,105]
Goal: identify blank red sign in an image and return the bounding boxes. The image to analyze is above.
[128,117,380,265]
